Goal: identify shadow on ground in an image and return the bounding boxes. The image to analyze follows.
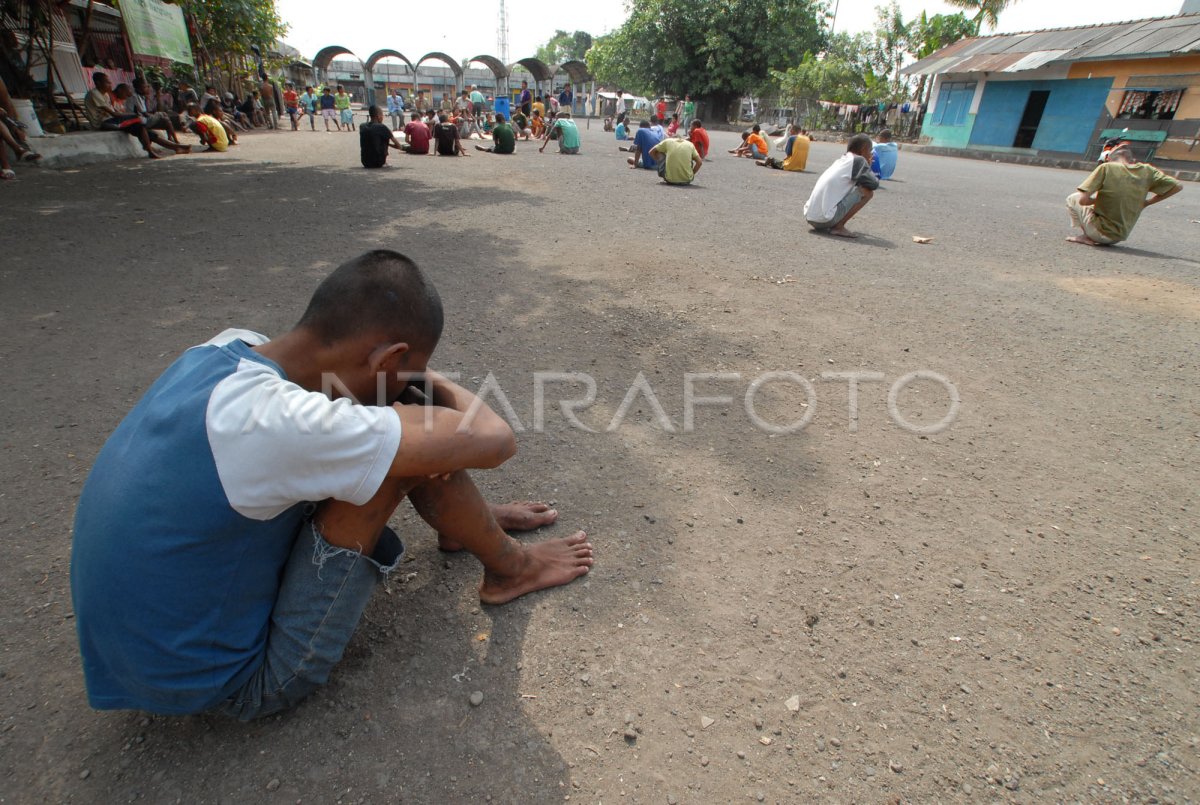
[0,155,818,802]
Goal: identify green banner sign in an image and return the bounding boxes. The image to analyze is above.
[121,0,194,65]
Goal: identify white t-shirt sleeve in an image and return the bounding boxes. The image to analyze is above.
[206,359,401,520]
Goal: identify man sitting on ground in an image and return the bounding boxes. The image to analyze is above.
[432,113,468,157]
[511,110,532,140]
[615,114,631,143]
[803,133,879,238]
[401,111,431,154]
[1065,143,1182,246]
[627,119,664,170]
[872,129,899,180]
[649,135,702,185]
[731,123,768,159]
[475,112,515,154]
[84,74,189,159]
[359,105,404,168]
[688,119,709,160]
[539,109,580,154]
[757,124,809,171]
[71,250,594,720]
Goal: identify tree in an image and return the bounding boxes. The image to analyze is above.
[943,0,1014,31]
[535,29,594,64]
[908,11,979,102]
[180,0,287,74]
[869,1,909,100]
[770,30,884,107]
[586,0,826,119]
[586,31,647,94]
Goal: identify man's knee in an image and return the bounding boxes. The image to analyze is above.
[860,187,874,201]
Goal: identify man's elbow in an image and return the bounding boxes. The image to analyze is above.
[477,420,518,468]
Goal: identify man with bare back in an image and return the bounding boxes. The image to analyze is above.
[70,250,592,720]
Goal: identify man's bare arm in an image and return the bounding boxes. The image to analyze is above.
[388,371,516,477]
[1144,184,1182,207]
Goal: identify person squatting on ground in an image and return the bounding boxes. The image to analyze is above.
[511,110,532,140]
[359,105,404,168]
[70,250,594,720]
[1065,144,1182,247]
[539,109,580,154]
[195,100,232,152]
[803,134,879,238]
[649,135,703,185]
[475,112,516,154]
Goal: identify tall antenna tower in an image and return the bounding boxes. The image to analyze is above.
[497,0,510,64]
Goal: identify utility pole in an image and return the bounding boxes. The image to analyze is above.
[497,0,509,64]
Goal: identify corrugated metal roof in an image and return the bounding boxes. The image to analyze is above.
[1002,50,1072,72]
[902,13,1200,75]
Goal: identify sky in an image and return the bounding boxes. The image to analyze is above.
[275,0,1189,65]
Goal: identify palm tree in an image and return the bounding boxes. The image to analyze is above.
[944,0,1014,31]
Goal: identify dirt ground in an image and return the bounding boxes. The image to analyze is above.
[1,119,1198,804]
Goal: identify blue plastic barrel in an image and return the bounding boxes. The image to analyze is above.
[493,97,511,120]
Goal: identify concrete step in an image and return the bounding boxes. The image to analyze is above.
[24,131,145,169]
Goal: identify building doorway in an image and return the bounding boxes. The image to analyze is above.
[1013,90,1049,148]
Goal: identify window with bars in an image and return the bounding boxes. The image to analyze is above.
[1117,88,1183,120]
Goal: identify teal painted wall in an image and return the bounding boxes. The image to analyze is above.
[968,78,1112,153]
[922,113,976,148]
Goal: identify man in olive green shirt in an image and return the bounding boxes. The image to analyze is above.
[649,137,703,185]
[1066,146,1182,246]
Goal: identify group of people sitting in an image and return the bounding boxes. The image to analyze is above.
[80,72,321,159]
[358,98,582,167]
[618,113,709,186]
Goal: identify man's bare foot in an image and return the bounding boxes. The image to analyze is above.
[479,531,593,605]
[828,226,857,238]
[493,501,558,531]
[439,502,558,550]
[1066,235,1097,246]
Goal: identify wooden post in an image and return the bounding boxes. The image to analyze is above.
[77,0,95,61]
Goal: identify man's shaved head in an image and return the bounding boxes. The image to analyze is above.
[298,250,443,350]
